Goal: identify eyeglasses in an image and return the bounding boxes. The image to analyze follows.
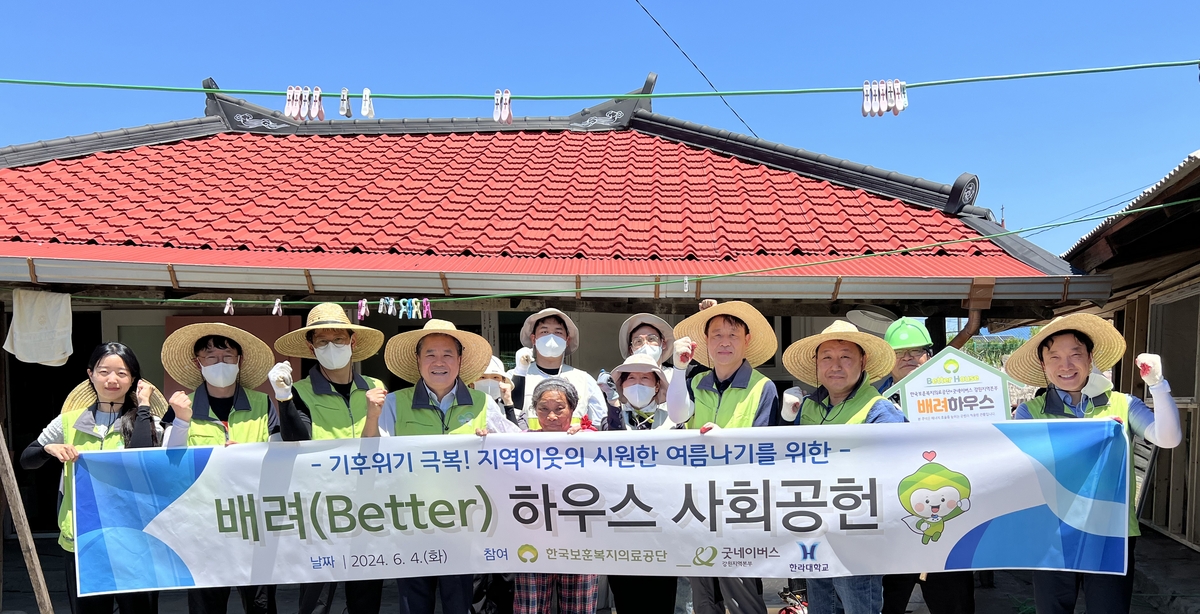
[197,355,240,366]
[311,338,349,349]
[895,348,931,360]
[630,335,662,350]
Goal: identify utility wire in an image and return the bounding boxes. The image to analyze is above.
[0,59,1195,102]
[1022,182,1154,239]
[632,0,759,138]
[44,196,1200,308]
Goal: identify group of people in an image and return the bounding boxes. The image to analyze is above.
[21,299,1181,614]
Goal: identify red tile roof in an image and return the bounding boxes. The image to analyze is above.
[0,131,1013,268]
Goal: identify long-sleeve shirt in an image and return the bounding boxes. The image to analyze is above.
[665,359,780,427]
[1014,381,1182,447]
[277,367,370,441]
[20,404,159,474]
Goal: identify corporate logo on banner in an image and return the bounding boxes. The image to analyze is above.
[882,347,1012,423]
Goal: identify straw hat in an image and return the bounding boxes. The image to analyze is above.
[384,320,494,384]
[783,320,896,387]
[161,323,274,390]
[519,308,581,355]
[618,313,676,364]
[1006,314,1125,387]
[274,303,384,361]
[672,301,778,368]
[610,354,669,405]
[478,356,512,386]
[62,380,169,418]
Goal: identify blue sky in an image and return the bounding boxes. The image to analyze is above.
[1,0,1197,256]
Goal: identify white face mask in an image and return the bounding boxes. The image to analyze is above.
[535,334,567,358]
[474,379,502,400]
[201,361,240,388]
[623,384,657,409]
[314,343,353,370]
[632,344,662,363]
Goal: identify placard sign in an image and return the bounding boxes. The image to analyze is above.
[882,347,1011,423]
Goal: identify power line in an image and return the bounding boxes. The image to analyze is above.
[1022,182,1153,239]
[632,0,759,138]
[44,196,1200,307]
[2,59,1193,102]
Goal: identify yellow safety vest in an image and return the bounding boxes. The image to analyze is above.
[799,375,887,426]
[182,386,272,445]
[391,380,488,435]
[58,407,127,552]
[687,361,772,429]
[293,367,385,440]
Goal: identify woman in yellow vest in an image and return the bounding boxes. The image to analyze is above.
[269,302,387,614]
[1008,314,1181,614]
[780,320,903,614]
[20,342,165,614]
[666,301,778,614]
[375,319,509,614]
[158,322,277,614]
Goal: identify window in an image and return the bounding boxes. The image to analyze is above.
[1148,294,1199,400]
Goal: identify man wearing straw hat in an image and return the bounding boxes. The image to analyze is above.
[1008,313,1181,614]
[779,320,905,614]
[160,322,278,614]
[269,302,388,614]
[667,300,779,614]
[376,319,517,614]
[511,308,607,429]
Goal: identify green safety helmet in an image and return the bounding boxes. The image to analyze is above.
[885,317,933,351]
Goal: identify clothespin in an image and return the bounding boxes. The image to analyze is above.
[898,81,908,113]
[501,89,513,125]
[361,88,374,119]
[357,299,369,320]
[300,87,312,121]
[683,276,689,294]
[387,297,397,316]
[285,86,297,118]
[340,88,352,118]
[861,81,870,117]
[493,89,502,122]
[224,298,234,315]
[398,298,409,319]
[272,298,283,316]
[421,298,432,319]
[885,80,896,114]
[378,298,387,314]
[409,298,421,319]
[311,86,325,121]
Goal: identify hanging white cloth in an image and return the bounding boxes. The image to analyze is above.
[4,289,73,366]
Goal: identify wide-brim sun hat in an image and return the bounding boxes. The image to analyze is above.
[62,380,169,418]
[274,302,384,362]
[783,320,896,388]
[161,323,275,389]
[1006,313,1125,387]
[672,301,778,368]
[618,313,675,364]
[477,355,512,386]
[384,319,494,384]
[610,354,669,405]
[519,308,581,355]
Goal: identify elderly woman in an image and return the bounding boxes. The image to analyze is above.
[21,342,163,614]
[513,378,597,614]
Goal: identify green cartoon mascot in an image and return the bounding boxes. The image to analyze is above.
[899,451,972,544]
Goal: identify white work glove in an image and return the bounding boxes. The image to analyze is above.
[268,361,294,401]
[1081,367,1113,399]
[781,387,802,422]
[1135,353,1164,388]
[513,347,535,377]
[673,337,697,368]
[596,372,620,405]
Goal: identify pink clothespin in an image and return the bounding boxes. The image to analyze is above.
[398,299,409,319]
[357,299,369,320]
[272,298,283,316]
[421,298,432,319]
[224,298,234,315]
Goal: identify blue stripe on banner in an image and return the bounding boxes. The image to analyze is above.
[78,527,194,593]
[945,505,1125,572]
[994,421,1126,503]
[75,448,213,593]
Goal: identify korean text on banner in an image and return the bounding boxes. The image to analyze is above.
[72,420,1126,595]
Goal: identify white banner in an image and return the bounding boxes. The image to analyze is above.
[73,420,1128,595]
